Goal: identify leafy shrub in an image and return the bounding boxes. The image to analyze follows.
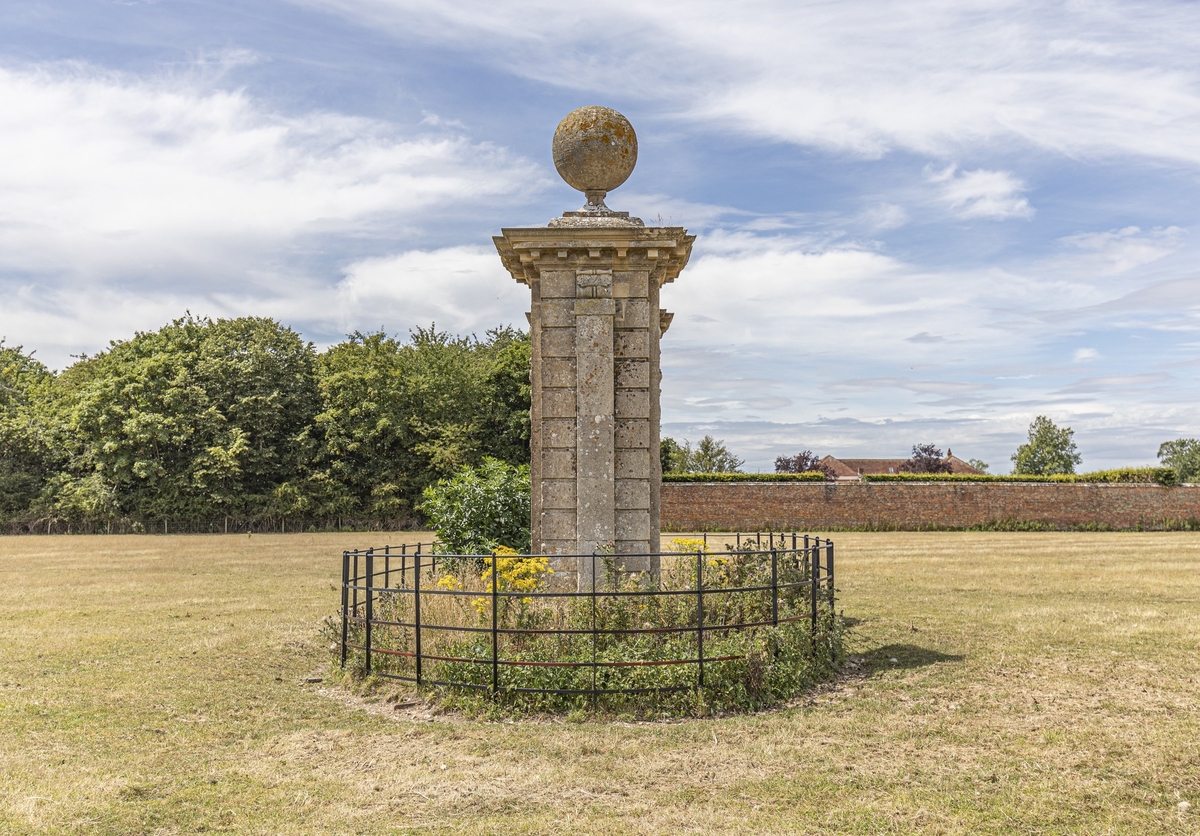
[420,457,531,554]
[863,467,1177,486]
[664,472,826,483]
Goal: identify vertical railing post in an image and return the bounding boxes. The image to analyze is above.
[352,551,360,624]
[384,544,391,590]
[340,551,349,668]
[364,549,374,674]
[770,547,778,629]
[810,538,820,634]
[696,550,705,690]
[827,540,836,618]
[491,554,500,698]
[413,547,422,686]
[401,543,407,588]
[590,552,598,706]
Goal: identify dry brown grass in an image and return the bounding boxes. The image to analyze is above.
[1,531,1198,834]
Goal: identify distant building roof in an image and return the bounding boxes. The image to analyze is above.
[819,452,984,480]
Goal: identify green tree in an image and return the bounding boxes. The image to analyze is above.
[48,315,320,520]
[420,457,531,554]
[1011,416,1082,475]
[311,326,531,518]
[1158,438,1200,483]
[967,458,990,473]
[0,342,56,519]
[900,443,953,474]
[680,435,743,473]
[660,437,686,474]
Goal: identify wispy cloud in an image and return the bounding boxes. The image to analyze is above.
[0,63,542,362]
[299,0,1200,163]
[927,165,1033,220]
[335,246,527,336]
[1058,225,1185,275]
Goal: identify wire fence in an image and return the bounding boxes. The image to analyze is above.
[1,516,417,536]
[339,533,836,700]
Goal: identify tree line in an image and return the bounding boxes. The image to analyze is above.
[0,316,530,527]
[770,416,1200,482]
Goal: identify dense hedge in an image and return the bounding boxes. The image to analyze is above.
[862,468,1178,486]
[663,472,827,483]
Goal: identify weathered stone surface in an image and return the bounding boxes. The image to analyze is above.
[620,299,650,328]
[616,449,651,479]
[611,552,654,570]
[541,328,576,357]
[615,388,650,419]
[541,388,576,418]
[541,358,577,388]
[493,117,695,586]
[542,418,576,448]
[576,305,615,560]
[616,479,651,510]
[540,272,577,298]
[615,419,650,449]
[541,479,576,510]
[615,359,650,388]
[540,299,575,327]
[615,271,649,297]
[540,510,578,541]
[616,510,651,541]
[552,106,637,194]
[615,330,649,358]
[542,449,576,480]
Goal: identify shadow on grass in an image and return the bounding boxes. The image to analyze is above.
[852,643,964,676]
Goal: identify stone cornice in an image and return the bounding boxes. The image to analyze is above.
[494,226,694,288]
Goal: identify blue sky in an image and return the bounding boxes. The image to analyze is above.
[2,1,1199,472]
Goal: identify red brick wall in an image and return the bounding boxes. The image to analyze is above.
[661,481,1200,531]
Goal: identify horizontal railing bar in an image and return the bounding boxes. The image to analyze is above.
[503,685,693,696]
[357,616,816,636]
[345,578,818,598]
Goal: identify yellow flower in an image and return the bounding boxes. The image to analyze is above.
[435,574,462,591]
[669,537,707,554]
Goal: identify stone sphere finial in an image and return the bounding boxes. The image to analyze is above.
[552,106,637,210]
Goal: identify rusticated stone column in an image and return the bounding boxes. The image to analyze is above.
[493,106,694,585]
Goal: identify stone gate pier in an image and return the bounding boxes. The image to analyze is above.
[494,106,694,584]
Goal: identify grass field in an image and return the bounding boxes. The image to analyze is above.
[1,532,1198,835]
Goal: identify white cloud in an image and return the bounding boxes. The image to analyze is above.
[1058,225,1185,275]
[299,0,1200,164]
[0,63,540,279]
[927,165,1033,220]
[335,246,528,336]
[652,223,1200,469]
[860,202,909,230]
[0,63,542,364]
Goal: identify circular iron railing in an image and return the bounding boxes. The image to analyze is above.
[339,532,835,700]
